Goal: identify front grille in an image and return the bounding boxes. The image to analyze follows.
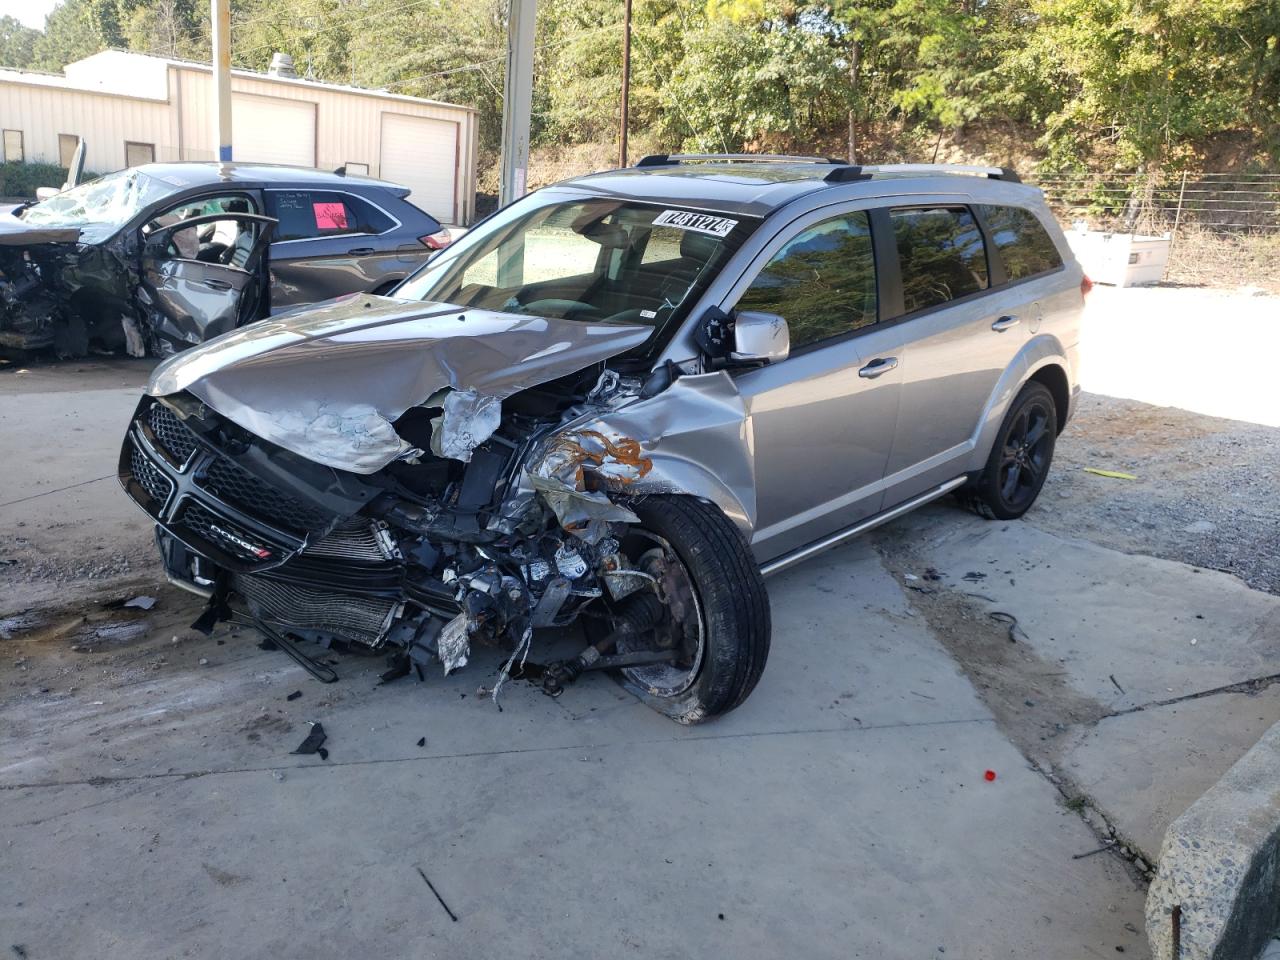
[234,573,398,648]
[129,441,173,507]
[147,402,200,464]
[303,520,394,561]
[178,500,282,562]
[201,453,331,535]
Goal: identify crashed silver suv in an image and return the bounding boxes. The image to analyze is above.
[119,156,1086,723]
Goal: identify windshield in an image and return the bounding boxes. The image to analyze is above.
[395,193,758,354]
[20,169,171,243]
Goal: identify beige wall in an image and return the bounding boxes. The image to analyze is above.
[0,71,174,171]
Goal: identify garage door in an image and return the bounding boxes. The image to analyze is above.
[232,95,315,167]
[379,113,458,224]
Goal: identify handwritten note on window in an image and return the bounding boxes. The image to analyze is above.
[313,202,349,231]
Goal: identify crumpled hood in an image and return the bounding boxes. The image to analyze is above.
[147,294,652,473]
[0,213,81,246]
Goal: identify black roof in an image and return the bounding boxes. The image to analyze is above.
[132,162,408,195]
[555,159,1031,217]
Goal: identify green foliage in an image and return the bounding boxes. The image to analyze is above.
[0,15,40,69]
[0,160,101,198]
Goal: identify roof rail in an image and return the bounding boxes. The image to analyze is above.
[849,163,1022,183]
[635,153,842,167]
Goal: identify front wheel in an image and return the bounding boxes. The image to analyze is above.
[960,381,1058,520]
[610,495,771,724]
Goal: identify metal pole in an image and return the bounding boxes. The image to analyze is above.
[211,0,232,162]
[498,0,537,207]
[1169,169,1189,253]
[619,0,631,168]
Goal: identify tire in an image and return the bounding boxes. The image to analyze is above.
[959,381,1058,520]
[616,495,771,724]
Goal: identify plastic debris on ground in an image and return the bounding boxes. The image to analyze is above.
[1082,467,1138,480]
[291,722,329,760]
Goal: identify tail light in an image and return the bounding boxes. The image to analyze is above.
[419,228,452,251]
[1080,273,1094,297]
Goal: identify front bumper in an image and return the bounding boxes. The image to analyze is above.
[118,396,343,574]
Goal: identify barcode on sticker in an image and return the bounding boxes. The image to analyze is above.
[652,210,738,237]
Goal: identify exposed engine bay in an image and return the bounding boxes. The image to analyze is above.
[118,298,769,721]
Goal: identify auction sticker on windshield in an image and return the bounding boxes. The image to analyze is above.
[652,210,738,237]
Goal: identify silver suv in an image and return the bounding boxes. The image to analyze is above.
[118,156,1086,723]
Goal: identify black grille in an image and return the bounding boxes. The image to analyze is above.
[147,402,200,464]
[201,456,331,534]
[178,500,281,562]
[129,441,172,506]
[234,573,397,647]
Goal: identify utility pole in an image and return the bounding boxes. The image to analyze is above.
[498,0,537,207]
[211,0,232,162]
[619,0,631,168]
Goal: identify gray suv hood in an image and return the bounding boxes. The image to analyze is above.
[146,294,652,474]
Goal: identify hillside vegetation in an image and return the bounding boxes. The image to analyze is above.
[2,0,1278,182]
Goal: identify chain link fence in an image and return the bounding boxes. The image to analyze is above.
[1030,171,1280,291]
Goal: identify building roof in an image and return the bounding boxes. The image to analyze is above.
[5,50,476,114]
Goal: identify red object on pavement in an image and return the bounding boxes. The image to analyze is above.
[984,769,997,782]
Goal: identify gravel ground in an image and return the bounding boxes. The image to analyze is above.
[1031,391,1280,595]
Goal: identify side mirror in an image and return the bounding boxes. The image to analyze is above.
[731,310,790,364]
[34,187,59,201]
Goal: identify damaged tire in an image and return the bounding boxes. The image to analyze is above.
[959,381,1057,520]
[614,495,770,723]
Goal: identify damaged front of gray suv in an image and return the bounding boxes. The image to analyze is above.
[119,158,1085,722]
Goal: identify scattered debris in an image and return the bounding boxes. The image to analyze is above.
[272,770,285,782]
[988,611,1027,643]
[198,657,209,666]
[12,945,28,958]
[984,770,997,782]
[415,866,458,922]
[1109,674,1126,696]
[1072,841,1117,860]
[416,737,426,748]
[291,722,329,760]
[286,690,302,701]
[1082,467,1138,480]
[961,571,987,582]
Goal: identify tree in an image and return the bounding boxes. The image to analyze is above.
[0,15,40,69]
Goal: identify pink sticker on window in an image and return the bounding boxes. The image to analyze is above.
[313,202,349,231]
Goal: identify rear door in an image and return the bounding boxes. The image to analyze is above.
[877,203,1030,504]
[725,208,904,562]
[265,189,409,309]
[137,212,275,352]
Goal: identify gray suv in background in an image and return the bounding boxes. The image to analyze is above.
[119,156,1087,723]
[1,163,451,357]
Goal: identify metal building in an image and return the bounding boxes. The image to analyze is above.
[0,50,479,225]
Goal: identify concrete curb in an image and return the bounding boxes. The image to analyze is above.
[1146,719,1280,960]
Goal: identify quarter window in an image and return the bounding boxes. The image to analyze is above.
[266,190,395,241]
[978,204,1063,281]
[890,207,988,314]
[735,212,877,350]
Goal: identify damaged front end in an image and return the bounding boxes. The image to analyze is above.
[119,301,763,719]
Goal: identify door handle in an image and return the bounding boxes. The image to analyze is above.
[202,278,233,291]
[991,315,1020,332]
[857,357,898,379]
[348,247,375,255]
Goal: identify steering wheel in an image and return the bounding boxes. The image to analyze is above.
[521,298,602,320]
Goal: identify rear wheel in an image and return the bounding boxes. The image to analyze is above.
[609,495,770,723]
[960,381,1058,520]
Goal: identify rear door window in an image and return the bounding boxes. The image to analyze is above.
[267,190,395,241]
[889,206,988,314]
[977,204,1063,281]
[735,212,877,350]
